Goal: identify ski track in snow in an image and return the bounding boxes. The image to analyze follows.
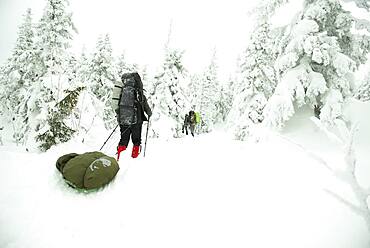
[0,131,369,248]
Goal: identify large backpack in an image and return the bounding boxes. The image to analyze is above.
[195,112,200,124]
[119,75,140,125]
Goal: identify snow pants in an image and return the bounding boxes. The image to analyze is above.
[189,124,195,137]
[119,123,143,147]
[183,124,195,136]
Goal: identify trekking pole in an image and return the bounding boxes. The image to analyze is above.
[143,119,150,157]
[100,124,119,151]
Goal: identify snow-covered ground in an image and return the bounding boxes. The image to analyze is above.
[1,109,370,248]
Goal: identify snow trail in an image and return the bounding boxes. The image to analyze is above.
[0,131,368,248]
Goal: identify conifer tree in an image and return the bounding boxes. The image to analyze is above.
[87,34,117,129]
[9,8,40,84]
[0,9,40,144]
[36,86,85,151]
[356,72,370,101]
[145,76,161,138]
[75,49,90,88]
[264,0,370,129]
[33,0,78,149]
[230,0,284,140]
[187,73,203,113]
[217,78,234,123]
[197,52,220,133]
[37,0,77,76]
[152,47,189,137]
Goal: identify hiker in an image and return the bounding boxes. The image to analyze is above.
[188,110,196,136]
[182,110,196,137]
[112,72,152,160]
[182,113,190,135]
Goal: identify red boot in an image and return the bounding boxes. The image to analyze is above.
[117,145,126,161]
[131,145,140,158]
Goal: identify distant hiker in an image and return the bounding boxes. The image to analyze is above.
[112,72,152,160]
[182,110,196,137]
[188,110,196,136]
[182,113,190,135]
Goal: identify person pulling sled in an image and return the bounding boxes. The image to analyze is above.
[112,72,152,160]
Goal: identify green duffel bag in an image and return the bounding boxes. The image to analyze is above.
[56,153,79,173]
[56,151,120,190]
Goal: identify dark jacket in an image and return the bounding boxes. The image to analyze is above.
[183,114,189,126]
[136,94,151,124]
[118,72,152,125]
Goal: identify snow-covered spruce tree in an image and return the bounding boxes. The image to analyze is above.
[0,65,8,124]
[152,47,189,137]
[73,49,90,90]
[217,78,235,123]
[187,73,203,113]
[0,8,42,145]
[5,8,40,83]
[230,1,283,140]
[197,52,221,133]
[36,0,76,80]
[145,76,161,138]
[34,0,78,150]
[68,49,105,135]
[87,34,117,129]
[264,0,370,129]
[36,86,84,151]
[356,72,370,101]
[61,55,95,133]
[65,55,78,87]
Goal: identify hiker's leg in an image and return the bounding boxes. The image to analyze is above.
[190,125,195,137]
[119,125,131,146]
[131,123,143,146]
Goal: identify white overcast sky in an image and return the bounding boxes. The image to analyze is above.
[0,0,303,79]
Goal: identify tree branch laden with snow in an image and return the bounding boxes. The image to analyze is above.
[312,119,370,232]
[264,0,370,129]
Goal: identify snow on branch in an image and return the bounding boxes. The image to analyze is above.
[280,117,370,232]
[342,0,370,11]
[354,18,370,32]
[325,189,367,216]
[310,117,344,144]
[311,118,370,232]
